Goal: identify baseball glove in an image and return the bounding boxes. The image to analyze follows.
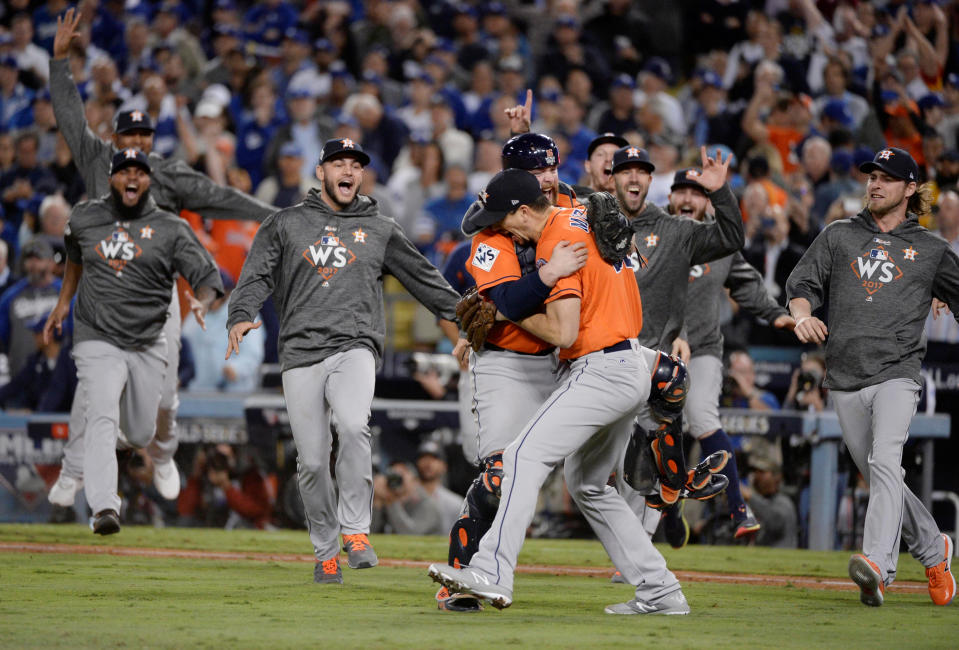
[584,191,632,264]
[456,287,497,352]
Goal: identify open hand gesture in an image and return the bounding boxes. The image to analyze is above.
[53,8,82,59]
[697,146,731,192]
[225,321,262,359]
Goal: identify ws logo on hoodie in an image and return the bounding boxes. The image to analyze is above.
[96,226,142,277]
[302,231,357,283]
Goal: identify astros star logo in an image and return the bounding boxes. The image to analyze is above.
[353,228,367,243]
[341,138,355,149]
[903,246,917,261]
[878,149,894,160]
[131,110,144,122]
[645,233,659,247]
[627,147,640,158]
[124,148,138,159]
[140,225,154,239]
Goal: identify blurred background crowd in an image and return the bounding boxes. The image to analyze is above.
[1,0,958,545]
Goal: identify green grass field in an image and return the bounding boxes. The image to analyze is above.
[0,525,954,648]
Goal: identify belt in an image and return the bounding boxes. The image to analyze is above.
[482,342,554,357]
[603,340,632,354]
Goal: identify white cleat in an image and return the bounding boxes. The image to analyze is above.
[428,563,513,610]
[152,459,181,500]
[48,474,82,507]
[605,590,690,615]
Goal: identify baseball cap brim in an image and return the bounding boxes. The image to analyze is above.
[322,150,370,166]
[111,159,152,175]
[612,159,655,174]
[462,202,508,235]
[858,161,910,181]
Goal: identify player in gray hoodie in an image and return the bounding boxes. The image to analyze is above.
[787,147,957,608]
[227,139,460,584]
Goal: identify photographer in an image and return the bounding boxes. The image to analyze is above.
[741,450,799,549]
[722,349,781,411]
[784,351,829,412]
[177,444,275,530]
[372,459,448,536]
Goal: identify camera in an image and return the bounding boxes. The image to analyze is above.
[796,367,823,401]
[385,469,404,491]
[207,446,231,472]
[406,352,461,384]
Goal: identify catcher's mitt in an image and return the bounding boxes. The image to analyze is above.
[455,287,497,352]
[584,191,632,264]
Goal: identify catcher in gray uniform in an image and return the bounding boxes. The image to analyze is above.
[787,147,956,607]
[227,138,460,584]
[44,149,223,535]
[46,9,275,510]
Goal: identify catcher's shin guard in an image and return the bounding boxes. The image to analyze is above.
[448,454,503,568]
[651,420,686,504]
[645,451,730,509]
[622,425,657,494]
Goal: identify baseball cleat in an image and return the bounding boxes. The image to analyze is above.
[733,511,761,539]
[685,450,730,491]
[604,590,690,615]
[48,474,82,507]
[342,533,378,569]
[435,585,483,612]
[925,534,955,606]
[645,474,728,509]
[314,557,343,584]
[662,502,690,549]
[428,563,512,609]
[92,509,120,536]
[849,554,885,606]
[610,571,628,584]
[152,458,181,500]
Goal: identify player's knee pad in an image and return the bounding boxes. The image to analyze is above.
[651,420,686,502]
[448,454,502,567]
[648,352,690,424]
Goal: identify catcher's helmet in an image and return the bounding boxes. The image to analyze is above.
[648,352,690,423]
[502,133,560,170]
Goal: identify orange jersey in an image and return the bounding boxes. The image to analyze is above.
[538,207,643,360]
[468,230,553,354]
[767,125,803,174]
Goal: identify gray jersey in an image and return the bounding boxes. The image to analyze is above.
[686,249,787,359]
[50,58,275,222]
[629,184,744,351]
[228,190,459,371]
[64,195,223,349]
[786,211,959,391]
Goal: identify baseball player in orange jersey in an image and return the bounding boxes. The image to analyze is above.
[430,169,689,615]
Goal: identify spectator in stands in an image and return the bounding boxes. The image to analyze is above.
[120,17,152,87]
[743,188,807,305]
[414,439,463,532]
[722,349,781,411]
[0,240,12,298]
[10,13,49,84]
[429,94,473,171]
[590,73,637,136]
[235,79,286,189]
[1,130,58,231]
[420,164,470,262]
[265,86,325,181]
[742,75,812,176]
[398,72,436,139]
[255,142,315,209]
[0,311,75,411]
[743,452,798,548]
[784,351,829,413]
[178,444,275,529]
[0,238,61,376]
[122,72,181,159]
[38,194,69,240]
[344,92,407,172]
[926,189,959,343]
[638,57,686,140]
[150,2,206,80]
[48,134,85,205]
[272,29,313,100]
[30,89,57,164]
[183,270,263,393]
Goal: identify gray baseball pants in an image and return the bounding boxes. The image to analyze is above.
[73,337,168,514]
[60,289,182,479]
[684,354,723,438]
[832,378,944,584]
[282,348,376,562]
[468,341,681,603]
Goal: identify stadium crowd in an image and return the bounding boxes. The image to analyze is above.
[1,0,958,543]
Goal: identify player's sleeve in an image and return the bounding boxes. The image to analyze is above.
[785,224,835,312]
[63,216,83,265]
[931,244,959,320]
[725,251,788,322]
[685,184,746,265]
[383,222,459,321]
[173,220,224,298]
[228,212,283,329]
[49,58,112,182]
[468,235,522,293]
[167,159,276,222]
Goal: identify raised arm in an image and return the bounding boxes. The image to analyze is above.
[686,148,745,264]
[165,159,276,222]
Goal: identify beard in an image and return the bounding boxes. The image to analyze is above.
[323,176,356,209]
[110,187,151,220]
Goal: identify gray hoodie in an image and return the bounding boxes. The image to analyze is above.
[786,210,959,391]
[50,58,274,222]
[630,184,745,351]
[228,190,459,371]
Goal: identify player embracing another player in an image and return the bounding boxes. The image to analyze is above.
[786,147,956,608]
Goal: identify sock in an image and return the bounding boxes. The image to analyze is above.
[700,429,747,521]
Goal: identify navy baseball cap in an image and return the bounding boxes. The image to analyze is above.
[318,138,370,166]
[642,57,672,83]
[611,145,655,174]
[110,148,152,175]
[114,109,155,134]
[611,73,636,90]
[918,93,946,111]
[670,168,706,193]
[0,55,19,69]
[859,147,919,183]
[464,169,542,233]
[587,133,629,159]
[822,99,854,128]
[279,142,303,158]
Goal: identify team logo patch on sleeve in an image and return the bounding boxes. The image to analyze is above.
[472,243,500,272]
